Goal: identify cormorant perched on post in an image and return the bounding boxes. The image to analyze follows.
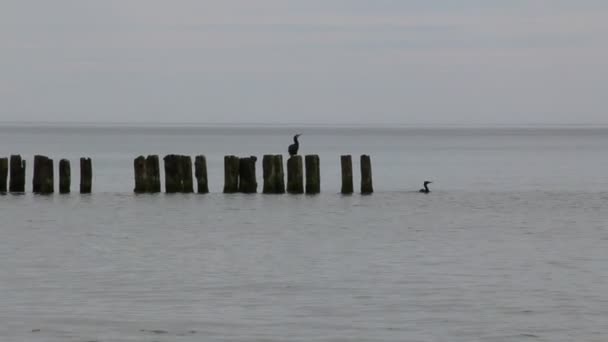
[288,134,301,156]
[419,181,432,193]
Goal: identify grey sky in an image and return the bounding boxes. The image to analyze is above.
[1,0,607,125]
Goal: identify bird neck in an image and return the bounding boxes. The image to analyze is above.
[293,136,299,144]
[424,184,429,191]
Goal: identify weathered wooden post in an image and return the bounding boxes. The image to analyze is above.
[0,157,7,193]
[262,155,285,194]
[145,155,161,193]
[135,155,160,193]
[9,155,26,193]
[340,155,353,194]
[33,155,54,194]
[223,155,240,193]
[305,155,320,194]
[238,156,257,193]
[181,155,194,193]
[287,155,304,194]
[59,159,70,194]
[194,155,208,194]
[274,155,285,194]
[164,154,181,193]
[80,157,92,194]
[134,156,147,193]
[262,155,273,194]
[33,155,43,193]
[360,154,373,194]
[44,157,54,194]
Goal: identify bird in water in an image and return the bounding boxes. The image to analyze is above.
[419,181,432,193]
[288,134,301,156]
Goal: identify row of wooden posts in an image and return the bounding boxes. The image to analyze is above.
[135,154,373,194]
[0,155,92,194]
[0,154,373,195]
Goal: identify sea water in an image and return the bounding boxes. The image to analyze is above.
[0,124,607,341]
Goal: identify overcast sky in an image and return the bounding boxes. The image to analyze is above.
[1,1,607,125]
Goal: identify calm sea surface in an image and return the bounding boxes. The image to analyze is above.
[1,124,607,342]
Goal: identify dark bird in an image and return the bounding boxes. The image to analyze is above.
[419,181,432,193]
[288,134,301,156]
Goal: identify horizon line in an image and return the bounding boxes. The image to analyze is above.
[1,120,608,129]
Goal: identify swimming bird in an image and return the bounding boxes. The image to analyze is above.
[288,134,301,156]
[419,181,432,193]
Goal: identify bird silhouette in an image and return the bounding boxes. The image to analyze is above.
[419,181,432,193]
[288,134,301,156]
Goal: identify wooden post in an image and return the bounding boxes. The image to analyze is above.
[33,155,43,193]
[9,155,26,193]
[262,155,273,194]
[238,156,257,193]
[135,155,160,193]
[133,156,147,193]
[194,155,209,194]
[80,157,92,194]
[360,154,373,194]
[181,155,194,193]
[273,155,285,194]
[0,157,7,193]
[145,155,161,193]
[305,155,320,194]
[32,155,54,194]
[287,155,304,194]
[43,157,54,194]
[164,154,181,193]
[340,155,353,194]
[223,155,240,193]
[262,155,285,194]
[59,159,70,194]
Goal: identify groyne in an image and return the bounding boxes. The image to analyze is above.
[0,154,373,195]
